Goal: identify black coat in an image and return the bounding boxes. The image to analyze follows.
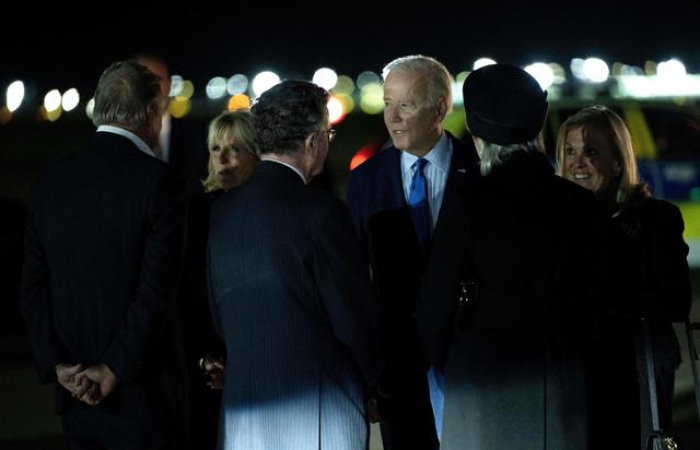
[588,197,691,448]
[20,132,188,442]
[207,161,383,449]
[420,151,600,450]
[345,132,480,389]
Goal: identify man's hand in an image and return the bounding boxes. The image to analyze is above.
[56,363,92,398]
[200,355,225,390]
[76,364,119,406]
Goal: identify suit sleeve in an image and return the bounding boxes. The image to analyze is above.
[102,169,186,383]
[312,200,384,387]
[20,202,69,383]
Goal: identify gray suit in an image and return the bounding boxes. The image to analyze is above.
[207,161,384,450]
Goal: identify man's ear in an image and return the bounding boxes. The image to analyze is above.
[304,132,317,154]
[436,96,447,123]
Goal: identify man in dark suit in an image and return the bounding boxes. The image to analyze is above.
[207,80,384,450]
[20,61,189,450]
[345,55,480,450]
[134,54,209,199]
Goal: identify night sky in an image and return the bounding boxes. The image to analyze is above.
[4,4,700,94]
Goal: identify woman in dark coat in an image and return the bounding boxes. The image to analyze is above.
[419,64,599,450]
[178,110,259,449]
[556,106,691,449]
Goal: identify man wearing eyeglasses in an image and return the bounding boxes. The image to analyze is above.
[346,55,480,450]
[207,80,384,450]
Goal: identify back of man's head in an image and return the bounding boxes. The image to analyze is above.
[251,80,329,156]
[92,61,163,129]
[383,54,453,114]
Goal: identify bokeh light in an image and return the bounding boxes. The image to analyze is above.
[360,83,384,115]
[473,58,496,70]
[252,71,281,97]
[524,62,554,89]
[61,88,80,112]
[44,89,62,113]
[206,77,228,99]
[228,74,249,96]
[6,81,25,112]
[313,68,339,90]
[228,94,251,111]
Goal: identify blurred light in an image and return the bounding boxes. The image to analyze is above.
[327,95,346,124]
[332,75,355,95]
[206,77,228,99]
[357,71,381,89]
[582,57,609,83]
[615,75,700,98]
[336,93,355,114]
[170,96,191,118]
[228,94,251,111]
[452,78,465,106]
[455,71,469,83]
[524,62,554,89]
[645,61,658,76]
[44,89,62,112]
[657,59,687,79]
[179,80,195,99]
[228,74,249,96]
[61,88,80,112]
[85,98,95,120]
[313,68,338,90]
[45,106,62,122]
[6,81,25,112]
[350,144,379,171]
[549,63,566,84]
[171,75,184,97]
[252,71,280,97]
[473,58,496,70]
[0,106,12,125]
[360,83,384,115]
[571,58,586,80]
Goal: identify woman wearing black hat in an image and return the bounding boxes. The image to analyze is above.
[419,64,599,449]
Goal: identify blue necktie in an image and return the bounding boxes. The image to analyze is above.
[408,158,430,248]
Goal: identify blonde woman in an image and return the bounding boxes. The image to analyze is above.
[556,105,691,448]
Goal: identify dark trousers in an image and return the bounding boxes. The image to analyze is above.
[61,387,186,450]
[379,371,439,450]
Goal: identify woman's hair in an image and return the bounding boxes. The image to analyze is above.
[476,138,543,176]
[555,105,651,235]
[202,110,258,193]
[555,105,645,205]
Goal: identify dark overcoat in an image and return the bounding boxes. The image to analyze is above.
[420,151,599,450]
[207,161,384,450]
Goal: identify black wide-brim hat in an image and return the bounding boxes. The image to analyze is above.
[463,63,548,145]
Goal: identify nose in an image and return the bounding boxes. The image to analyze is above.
[218,149,230,165]
[385,105,401,122]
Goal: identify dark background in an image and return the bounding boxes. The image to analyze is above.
[4,4,700,94]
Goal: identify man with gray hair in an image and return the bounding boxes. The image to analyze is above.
[21,60,189,449]
[208,80,384,450]
[346,55,480,449]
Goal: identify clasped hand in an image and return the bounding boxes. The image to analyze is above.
[55,363,118,406]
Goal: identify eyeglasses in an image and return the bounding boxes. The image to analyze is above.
[320,128,337,142]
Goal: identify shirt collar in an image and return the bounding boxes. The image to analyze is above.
[401,132,452,174]
[97,125,157,158]
[260,156,307,183]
